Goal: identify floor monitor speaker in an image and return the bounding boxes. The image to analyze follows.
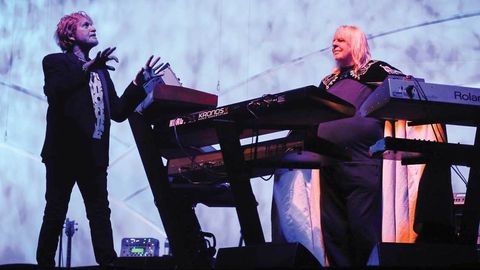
[367,242,478,267]
[214,242,321,269]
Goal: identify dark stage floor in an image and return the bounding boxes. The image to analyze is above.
[1,243,479,270]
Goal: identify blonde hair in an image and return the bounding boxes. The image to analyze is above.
[54,11,93,52]
[332,25,371,76]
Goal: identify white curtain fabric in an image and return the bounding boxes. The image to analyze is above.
[381,121,446,243]
[272,121,445,266]
[273,167,325,264]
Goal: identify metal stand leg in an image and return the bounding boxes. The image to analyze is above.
[128,113,213,268]
[214,120,265,245]
[459,127,480,245]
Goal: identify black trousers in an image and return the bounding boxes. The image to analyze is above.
[320,161,382,267]
[414,161,455,242]
[36,159,117,266]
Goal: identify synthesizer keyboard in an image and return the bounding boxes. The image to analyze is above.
[360,76,480,125]
[369,136,476,166]
[168,133,351,183]
[155,85,356,158]
[137,84,218,122]
[168,85,355,129]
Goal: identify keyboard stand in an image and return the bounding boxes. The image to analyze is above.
[128,113,214,268]
[213,119,266,245]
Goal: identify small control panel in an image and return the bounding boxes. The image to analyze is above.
[120,237,159,257]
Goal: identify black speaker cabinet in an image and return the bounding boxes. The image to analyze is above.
[214,242,321,269]
[367,242,478,267]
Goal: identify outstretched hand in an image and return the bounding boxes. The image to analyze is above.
[134,55,166,86]
[83,47,119,72]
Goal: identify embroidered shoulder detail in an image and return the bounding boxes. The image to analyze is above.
[349,69,360,80]
[322,73,338,89]
[379,64,403,75]
[357,60,378,77]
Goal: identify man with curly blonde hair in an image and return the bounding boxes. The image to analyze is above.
[36,11,162,267]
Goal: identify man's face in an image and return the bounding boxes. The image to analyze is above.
[72,16,98,49]
[332,35,353,67]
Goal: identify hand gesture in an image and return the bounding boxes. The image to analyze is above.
[134,55,166,86]
[83,47,119,72]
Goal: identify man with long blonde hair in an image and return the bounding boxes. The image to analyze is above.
[317,25,404,266]
[273,25,405,267]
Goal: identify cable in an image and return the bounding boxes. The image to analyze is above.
[200,231,217,258]
[246,100,260,119]
[201,231,216,249]
[172,122,228,185]
[259,144,309,182]
[57,225,63,267]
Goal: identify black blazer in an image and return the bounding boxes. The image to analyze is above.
[41,52,146,167]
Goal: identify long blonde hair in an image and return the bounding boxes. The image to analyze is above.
[332,25,371,76]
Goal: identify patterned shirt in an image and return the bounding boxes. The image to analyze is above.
[88,72,105,139]
[320,60,404,90]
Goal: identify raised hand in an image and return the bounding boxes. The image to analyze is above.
[83,47,119,72]
[134,55,166,86]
